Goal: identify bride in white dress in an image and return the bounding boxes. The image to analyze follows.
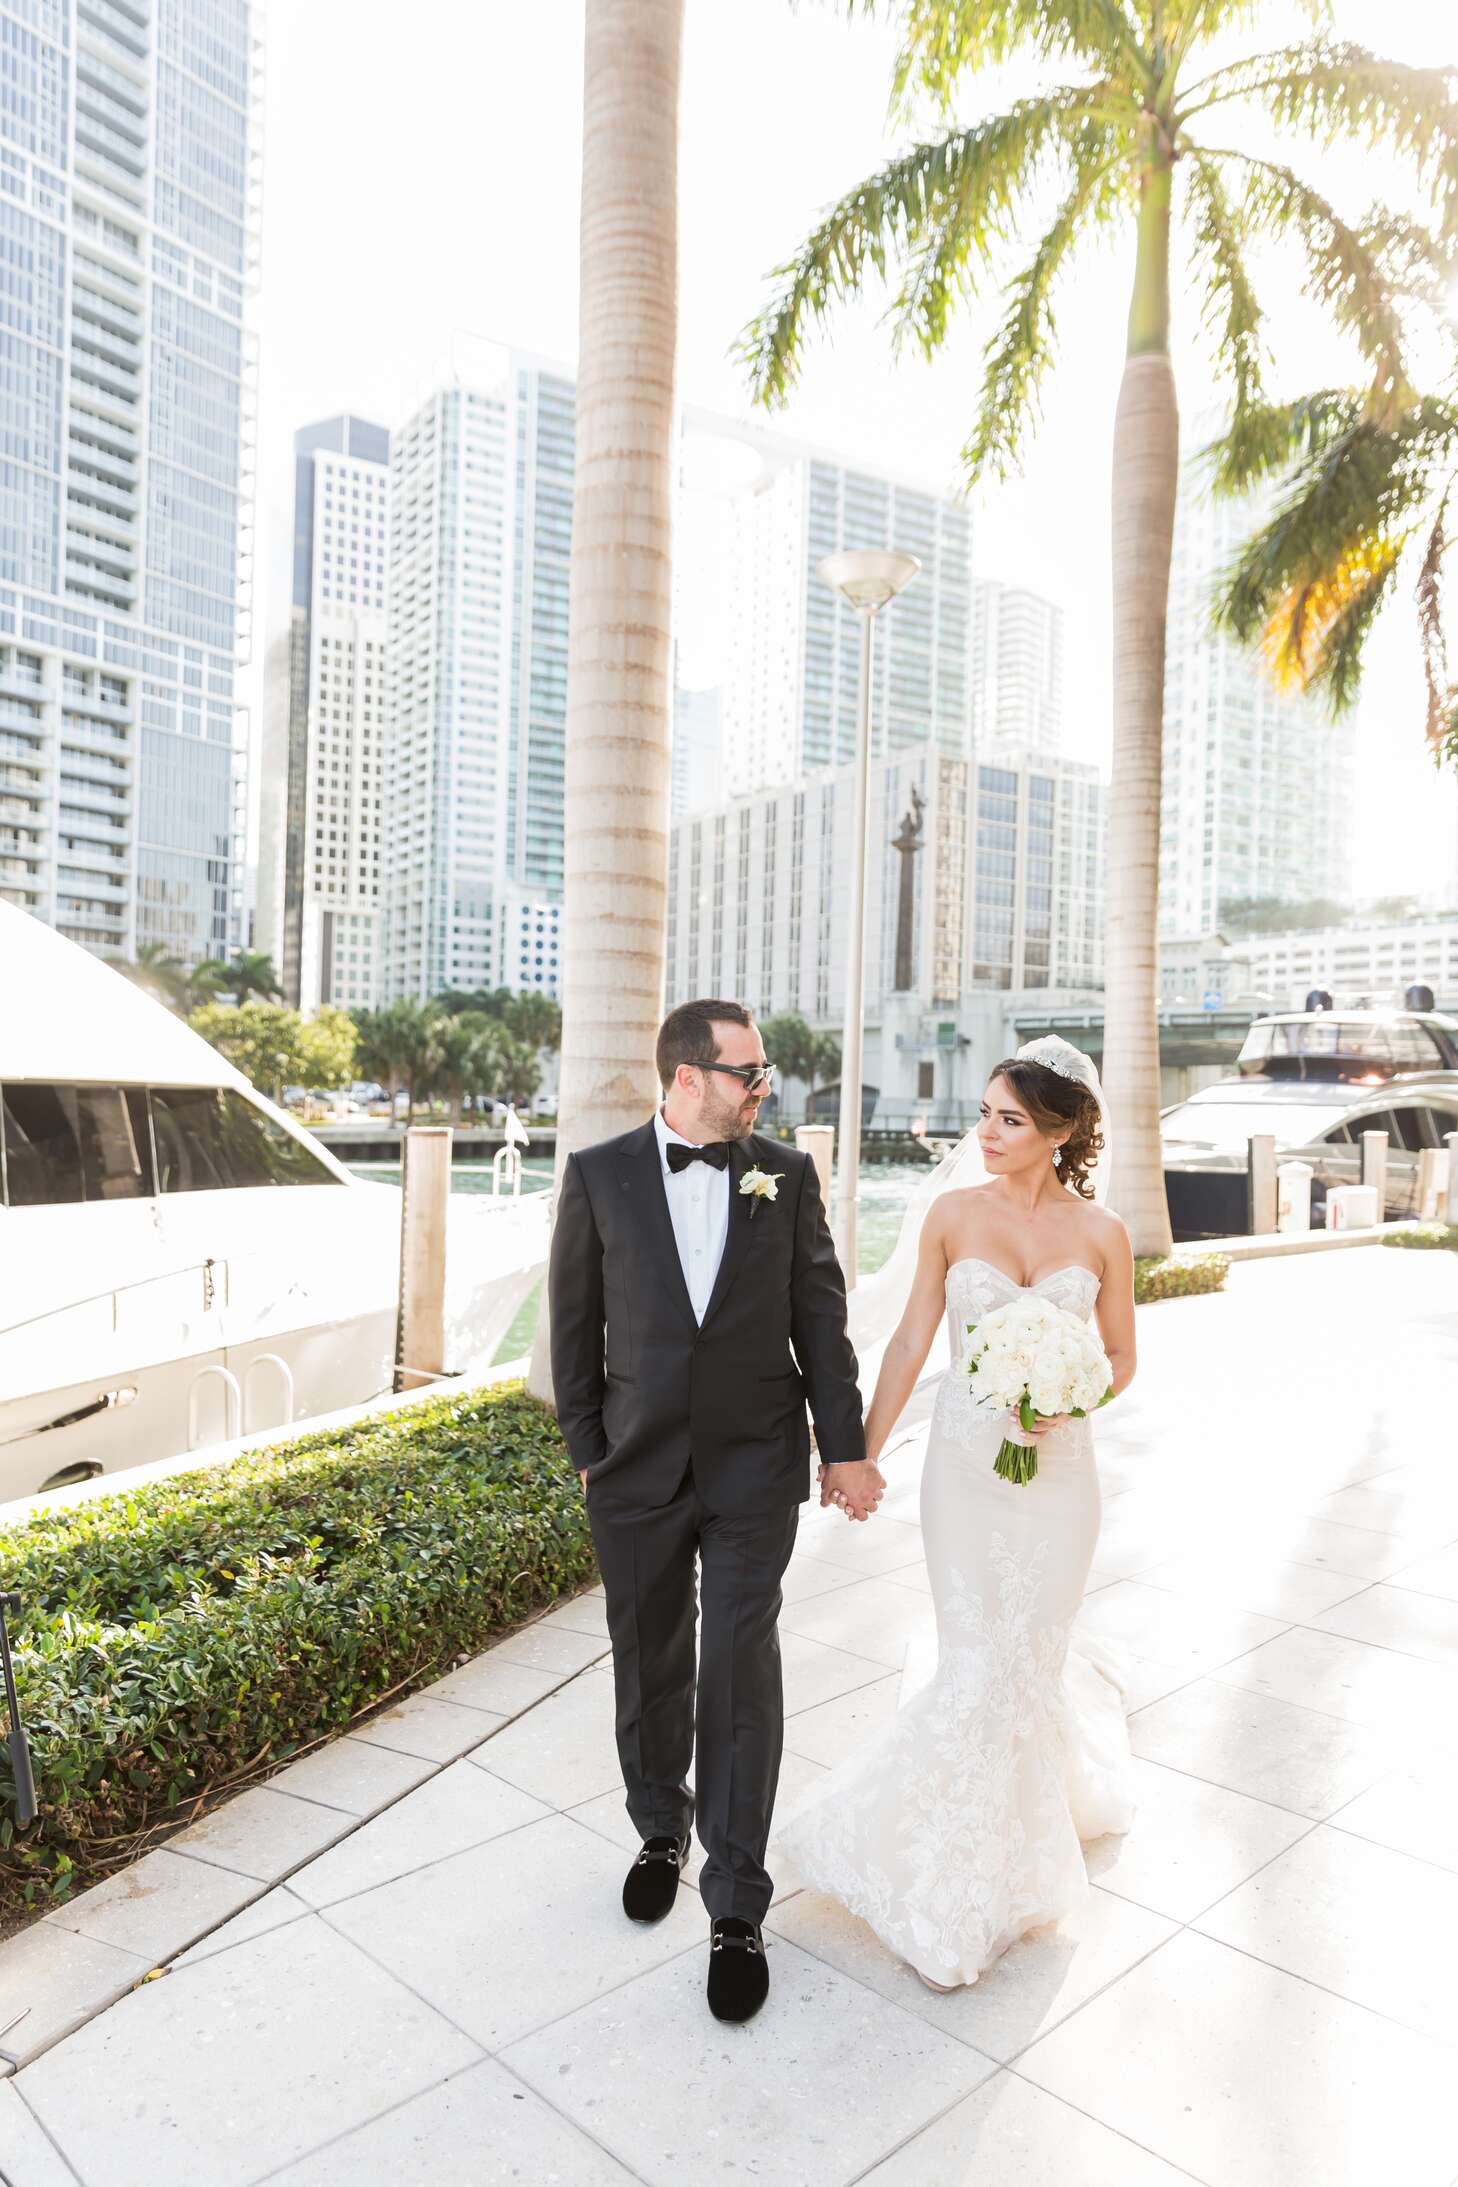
[775,1037,1139,1991]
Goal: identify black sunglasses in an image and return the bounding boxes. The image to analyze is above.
[688,1060,776,1094]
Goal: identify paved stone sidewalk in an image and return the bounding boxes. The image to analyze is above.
[3,1245,1458,2186]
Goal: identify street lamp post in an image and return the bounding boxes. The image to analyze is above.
[816,548,921,1287]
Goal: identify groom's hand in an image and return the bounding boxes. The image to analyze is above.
[820,1458,885,1521]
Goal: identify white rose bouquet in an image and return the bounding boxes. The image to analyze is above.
[963,1295,1113,1485]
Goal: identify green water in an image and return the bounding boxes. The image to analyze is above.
[347,1159,929,1363]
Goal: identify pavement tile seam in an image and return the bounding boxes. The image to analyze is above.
[1114,1725,1379,1823]
[322,1874,708,2065]
[162,1891,314,1980]
[301,1795,570,1917]
[0,1931,152,2071]
[764,1880,1178,2069]
[1103,1775,1332,1928]
[7,2084,86,2187]
[1172,1915,1458,2056]
[844,2066,1215,2187]
[488,2054,661,2187]
[297,1906,496,2068]
[994,2064,1217,2187]
[244,2057,658,2187]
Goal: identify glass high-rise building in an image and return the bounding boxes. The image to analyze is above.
[1160,450,1357,936]
[256,414,388,1011]
[0,0,261,964]
[379,356,569,1003]
[720,452,975,795]
[972,580,1063,757]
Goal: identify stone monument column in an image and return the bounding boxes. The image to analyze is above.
[892,784,925,992]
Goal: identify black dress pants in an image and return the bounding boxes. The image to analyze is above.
[587,1463,800,1924]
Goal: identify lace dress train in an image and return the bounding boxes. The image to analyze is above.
[774,1259,1136,1987]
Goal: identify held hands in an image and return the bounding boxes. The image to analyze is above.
[818,1457,886,1522]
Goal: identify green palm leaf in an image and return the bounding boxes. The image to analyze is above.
[1183,42,1458,237]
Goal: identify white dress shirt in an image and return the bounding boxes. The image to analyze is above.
[654,1106,730,1325]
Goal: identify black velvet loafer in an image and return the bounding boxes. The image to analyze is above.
[622,1832,691,1924]
[707,1916,769,2022]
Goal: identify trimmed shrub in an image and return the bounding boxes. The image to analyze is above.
[0,1384,592,1914]
[1134,1253,1230,1303]
[1380,1224,1458,1252]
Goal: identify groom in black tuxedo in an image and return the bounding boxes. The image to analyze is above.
[549,998,882,2021]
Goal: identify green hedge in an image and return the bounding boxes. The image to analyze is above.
[1380,1224,1458,1252]
[0,1384,593,1915]
[1134,1252,1230,1302]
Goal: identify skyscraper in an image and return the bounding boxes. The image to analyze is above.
[972,580,1063,756]
[378,355,569,1002]
[719,450,975,794]
[1160,456,1357,936]
[670,685,722,819]
[257,415,388,1011]
[0,0,261,964]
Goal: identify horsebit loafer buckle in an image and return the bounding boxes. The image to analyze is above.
[711,1932,760,1953]
[636,1844,683,1867]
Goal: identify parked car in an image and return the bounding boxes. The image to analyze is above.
[1163,1073,1458,1239]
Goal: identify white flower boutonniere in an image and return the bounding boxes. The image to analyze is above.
[739,1166,784,1218]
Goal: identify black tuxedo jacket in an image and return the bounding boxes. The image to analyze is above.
[548,1120,866,1515]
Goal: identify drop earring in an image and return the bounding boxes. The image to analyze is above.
[1052,1146,1062,1169]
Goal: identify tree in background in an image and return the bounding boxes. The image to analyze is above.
[350,1000,440,1123]
[740,3,1458,1251]
[1217,895,1350,936]
[499,989,562,1054]
[759,1013,843,1117]
[117,942,190,1012]
[188,950,283,1009]
[189,1002,356,1105]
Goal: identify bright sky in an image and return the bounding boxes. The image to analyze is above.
[254,0,1458,907]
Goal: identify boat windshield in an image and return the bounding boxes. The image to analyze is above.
[1161,1095,1352,1152]
[1237,1018,1444,1075]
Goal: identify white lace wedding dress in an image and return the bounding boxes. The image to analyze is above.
[775,1257,1137,1987]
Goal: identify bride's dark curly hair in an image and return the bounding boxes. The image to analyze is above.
[987,1057,1105,1201]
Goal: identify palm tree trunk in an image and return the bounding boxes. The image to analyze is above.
[1104,151,1177,1257]
[529,0,684,1403]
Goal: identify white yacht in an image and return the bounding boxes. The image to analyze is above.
[0,905,549,1501]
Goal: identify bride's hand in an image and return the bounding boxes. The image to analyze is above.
[1015,1409,1074,1441]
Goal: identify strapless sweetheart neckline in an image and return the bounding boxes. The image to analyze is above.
[947,1255,1101,1292]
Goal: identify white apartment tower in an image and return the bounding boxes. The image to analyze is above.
[258,415,388,1011]
[721,454,975,794]
[1160,460,1357,936]
[972,581,1063,756]
[0,0,261,964]
[666,742,1103,1020]
[379,357,570,1002]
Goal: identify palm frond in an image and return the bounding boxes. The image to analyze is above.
[1202,390,1363,496]
[1416,494,1457,753]
[1200,149,1409,400]
[1184,153,1268,447]
[1279,539,1406,713]
[1258,536,1404,708]
[738,95,1075,408]
[1214,393,1458,728]
[888,101,1125,359]
[845,0,1150,112]
[960,140,1127,481]
[1181,42,1458,239]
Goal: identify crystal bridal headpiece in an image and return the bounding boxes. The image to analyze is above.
[1013,1035,1106,1110]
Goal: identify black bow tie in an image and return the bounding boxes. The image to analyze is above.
[666,1141,729,1173]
